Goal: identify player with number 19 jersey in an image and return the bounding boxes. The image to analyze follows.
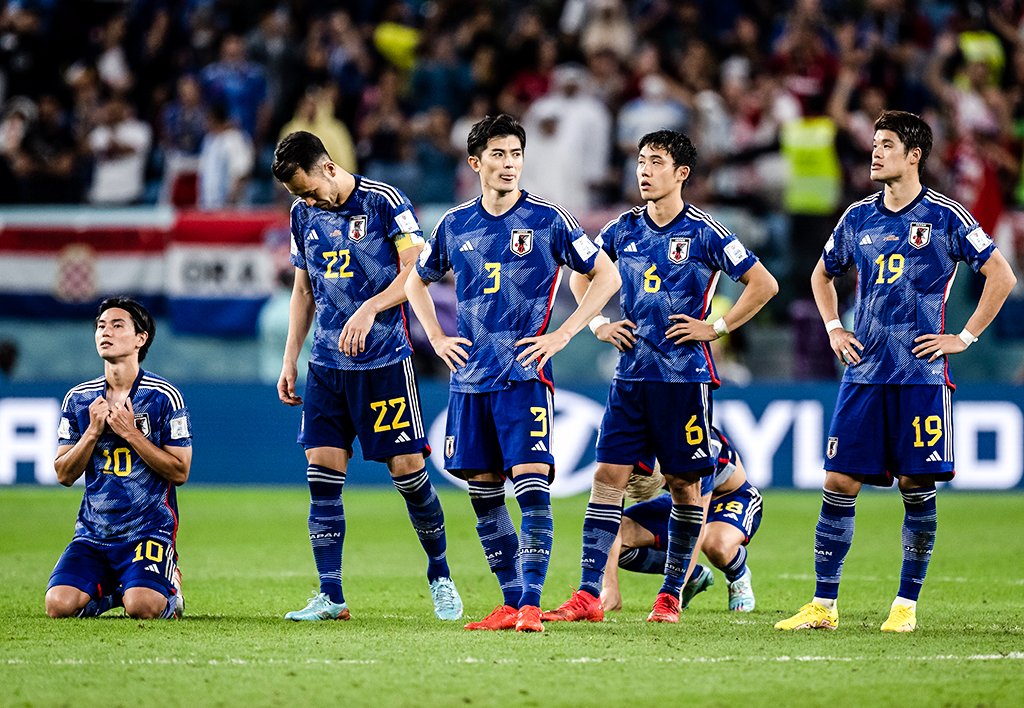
[597,204,758,386]
[416,190,600,392]
[823,188,995,389]
[58,370,192,546]
[289,176,424,370]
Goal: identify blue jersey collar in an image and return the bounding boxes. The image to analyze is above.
[475,189,529,221]
[642,202,689,233]
[875,185,926,217]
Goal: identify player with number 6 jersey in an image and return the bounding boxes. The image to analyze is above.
[47,297,191,621]
[544,129,777,626]
[776,110,1016,634]
[272,131,463,624]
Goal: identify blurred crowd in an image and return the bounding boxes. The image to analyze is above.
[3,0,1024,375]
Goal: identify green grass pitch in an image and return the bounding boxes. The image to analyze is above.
[2,487,1022,706]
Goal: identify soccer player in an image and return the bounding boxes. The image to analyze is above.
[46,298,190,620]
[543,129,777,624]
[775,111,1016,633]
[404,114,620,632]
[272,131,463,622]
[599,427,763,614]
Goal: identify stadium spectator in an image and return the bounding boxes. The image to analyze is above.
[196,103,253,210]
[85,93,151,205]
[46,297,191,620]
[279,85,356,175]
[199,33,269,142]
[158,75,207,205]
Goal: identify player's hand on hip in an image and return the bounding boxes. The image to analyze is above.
[277,362,303,406]
[666,314,715,343]
[913,332,965,362]
[430,335,472,372]
[597,319,637,351]
[339,304,375,357]
[829,328,864,366]
[515,329,571,370]
[87,396,110,435]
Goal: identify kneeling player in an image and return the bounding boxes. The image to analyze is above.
[46,298,190,620]
[601,427,762,613]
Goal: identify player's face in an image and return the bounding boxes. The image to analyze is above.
[637,145,689,202]
[283,163,340,210]
[95,308,146,362]
[470,135,523,195]
[870,129,918,183]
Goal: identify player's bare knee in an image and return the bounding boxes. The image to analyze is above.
[701,537,734,566]
[45,589,85,618]
[387,453,426,477]
[123,590,167,619]
[594,463,631,489]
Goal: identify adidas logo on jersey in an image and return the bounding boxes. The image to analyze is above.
[394,431,411,444]
[623,242,638,253]
[459,241,475,252]
[307,230,319,241]
[531,440,547,452]
[691,448,708,460]
[926,451,942,462]
[145,563,160,574]
[860,235,872,245]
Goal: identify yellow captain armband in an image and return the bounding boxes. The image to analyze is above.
[394,233,426,253]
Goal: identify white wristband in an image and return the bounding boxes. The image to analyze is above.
[825,318,843,333]
[588,315,611,335]
[958,328,978,348]
[712,317,729,337]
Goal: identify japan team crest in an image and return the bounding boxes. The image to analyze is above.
[445,435,456,458]
[134,413,151,438]
[668,237,691,264]
[909,222,931,249]
[510,229,534,256]
[349,215,368,242]
[826,436,838,459]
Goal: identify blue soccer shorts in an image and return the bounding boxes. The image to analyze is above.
[707,481,763,543]
[48,536,177,599]
[597,380,714,476]
[444,380,554,478]
[825,382,955,485]
[299,358,429,462]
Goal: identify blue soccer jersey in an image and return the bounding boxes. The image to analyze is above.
[58,370,193,546]
[289,176,425,370]
[416,191,600,392]
[822,188,996,388]
[598,204,758,385]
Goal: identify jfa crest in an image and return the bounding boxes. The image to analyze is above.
[909,222,931,249]
[826,436,839,459]
[445,436,455,458]
[134,413,151,438]
[349,215,368,242]
[668,237,691,263]
[510,229,534,256]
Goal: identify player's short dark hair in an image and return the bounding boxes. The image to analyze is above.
[272,131,330,183]
[874,110,932,176]
[638,130,698,190]
[467,114,526,157]
[96,297,156,362]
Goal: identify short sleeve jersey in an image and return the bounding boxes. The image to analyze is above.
[822,188,996,388]
[416,190,599,392]
[58,370,193,546]
[598,204,758,385]
[289,176,425,370]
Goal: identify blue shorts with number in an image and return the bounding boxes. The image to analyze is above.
[597,380,714,475]
[299,359,429,462]
[48,536,177,599]
[707,481,763,543]
[444,381,554,478]
[825,382,954,486]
